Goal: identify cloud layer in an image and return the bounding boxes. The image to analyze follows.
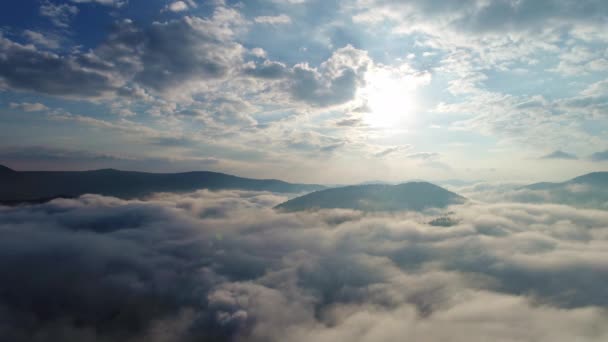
[1,190,608,341]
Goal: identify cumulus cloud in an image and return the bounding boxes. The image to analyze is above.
[0,7,246,101]
[164,1,197,12]
[1,190,608,341]
[0,35,122,99]
[290,45,371,107]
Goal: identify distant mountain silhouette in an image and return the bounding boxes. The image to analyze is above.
[0,165,16,173]
[0,165,326,203]
[275,182,466,212]
[526,172,608,190]
[523,171,608,209]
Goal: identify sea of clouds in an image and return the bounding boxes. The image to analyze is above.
[1,190,608,341]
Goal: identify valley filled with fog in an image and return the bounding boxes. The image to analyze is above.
[2,189,607,341]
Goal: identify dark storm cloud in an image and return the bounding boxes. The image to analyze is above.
[1,190,608,341]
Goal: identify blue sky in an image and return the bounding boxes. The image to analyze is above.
[1,0,608,183]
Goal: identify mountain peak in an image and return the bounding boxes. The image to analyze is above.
[569,171,608,184]
[276,181,465,212]
[0,165,16,173]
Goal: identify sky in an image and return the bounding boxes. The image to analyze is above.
[1,0,608,183]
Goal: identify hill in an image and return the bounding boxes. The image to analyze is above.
[523,172,608,208]
[275,182,466,212]
[0,165,325,202]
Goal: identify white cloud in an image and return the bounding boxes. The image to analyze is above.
[169,1,189,12]
[70,0,127,7]
[9,102,49,112]
[1,190,608,340]
[254,14,292,25]
[22,30,60,49]
[39,1,79,28]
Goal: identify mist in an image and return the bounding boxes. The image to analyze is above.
[1,190,607,341]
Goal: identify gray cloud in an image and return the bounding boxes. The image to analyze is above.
[0,7,245,100]
[9,102,49,112]
[1,190,608,341]
[355,0,608,35]
[0,35,120,98]
[406,152,440,160]
[540,150,578,160]
[289,45,371,107]
[591,150,608,162]
[374,145,411,158]
[129,12,245,93]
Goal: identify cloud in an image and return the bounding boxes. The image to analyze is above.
[290,45,371,107]
[167,1,189,12]
[254,14,292,25]
[0,7,245,100]
[70,0,127,7]
[374,145,412,158]
[39,1,79,28]
[406,152,440,160]
[164,1,197,12]
[1,190,608,340]
[540,150,578,160]
[122,10,246,94]
[590,150,608,162]
[9,102,49,112]
[353,0,608,37]
[22,30,60,49]
[0,35,121,99]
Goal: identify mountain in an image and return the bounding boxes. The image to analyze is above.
[0,165,16,174]
[0,165,326,203]
[275,182,466,212]
[523,171,608,209]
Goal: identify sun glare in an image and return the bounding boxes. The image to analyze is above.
[362,70,417,128]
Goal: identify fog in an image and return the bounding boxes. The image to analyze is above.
[1,190,607,341]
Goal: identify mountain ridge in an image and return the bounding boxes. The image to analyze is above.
[0,164,326,202]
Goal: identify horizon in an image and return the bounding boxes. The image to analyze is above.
[2,162,606,186]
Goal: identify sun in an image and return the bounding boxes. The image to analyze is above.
[361,69,417,128]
